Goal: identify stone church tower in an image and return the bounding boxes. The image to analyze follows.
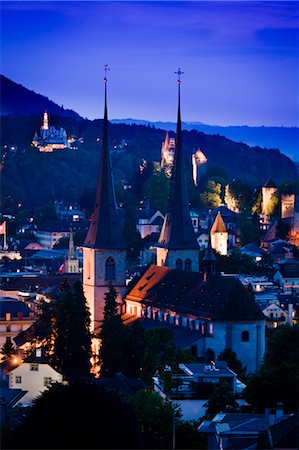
[83,74,127,332]
[65,232,79,273]
[156,71,199,272]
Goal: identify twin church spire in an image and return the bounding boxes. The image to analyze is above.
[84,67,127,250]
[158,68,199,251]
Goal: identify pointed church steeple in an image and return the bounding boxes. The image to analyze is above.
[84,69,126,250]
[158,69,198,250]
[68,231,75,259]
[83,67,127,331]
[156,69,199,272]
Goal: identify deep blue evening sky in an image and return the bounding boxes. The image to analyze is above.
[1,1,298,126]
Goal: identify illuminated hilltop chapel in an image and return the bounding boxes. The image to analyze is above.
[83,69,265,373]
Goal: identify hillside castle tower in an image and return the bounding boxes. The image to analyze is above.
[211,211,228,256]
[262,178,278,216]
[156,69,199,272]
[83,71,127,332]
[32,111,70,152]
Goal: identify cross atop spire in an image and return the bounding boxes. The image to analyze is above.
[175,67,184,84]
[157,68,198,251]
[104,64,110,84]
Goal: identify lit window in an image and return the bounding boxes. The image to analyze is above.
[241,330,250,342]
[44,377,52,387]
[30,364,39,371]
[105,257,116,280]
[15,376,22,384]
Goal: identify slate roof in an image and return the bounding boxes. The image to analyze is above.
[36,219,89,232]
[139,318,202,348]
[0,298,32,319]
[263,177,277,188]
[96,372,145,396]
[0,274,82,293]
[211,211,227,233]
[0,388,27,407]
[83,83,127,250]
[158,83,198,250]
[125,265,265,321]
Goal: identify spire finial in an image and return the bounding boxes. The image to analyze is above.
[175,67,184,84]
[104,64,110,84]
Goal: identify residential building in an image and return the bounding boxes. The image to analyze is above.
[262,302,294,328]
[136,210,164,239]
[35,220,89,249]
[0,297,36,353]
[198,409,298,450]
[153,362,242,421]
[8,348,63,406]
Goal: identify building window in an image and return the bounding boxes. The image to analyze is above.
[6,325,11,332]
[30,364,39,371]
[176,259,183,270]
[5,313,11,321]
[44,377,52,387]
[241,330,250,342]
[185,259,192,271]
[15,376,22,384]
[105,257,116,280]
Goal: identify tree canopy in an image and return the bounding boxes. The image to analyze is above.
[245,324,299,413]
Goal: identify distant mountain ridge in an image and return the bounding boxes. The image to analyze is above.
[0,75,82,120]
[111,119,299,162]
[1,74,297,161]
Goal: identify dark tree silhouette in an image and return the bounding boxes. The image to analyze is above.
[52,281,92,383]
[217,347,247,380]
[103,284,118,321]
[1,337,17,359]
[3,382,143,449]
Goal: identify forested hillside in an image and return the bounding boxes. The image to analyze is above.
[1,113,297,213]
[1,75,297,213]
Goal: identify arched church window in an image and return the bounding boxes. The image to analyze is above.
[105,257,116,280]
[185,258,192,271]
[241,330,250,342]
[176,259,183,270]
